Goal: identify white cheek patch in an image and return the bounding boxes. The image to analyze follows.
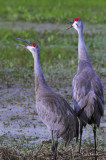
[73,22,79,30]
[73,22,77,27]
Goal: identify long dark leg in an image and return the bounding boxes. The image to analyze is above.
[51,130,57,160]
[79,121,83,153]
[93,124,97,160]
[76,126,79,142]
[55,136,58,154]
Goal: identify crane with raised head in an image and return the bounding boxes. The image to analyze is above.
[17,38,79,160]
[67,18,104,159]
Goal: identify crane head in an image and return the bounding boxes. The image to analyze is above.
[17,38,36,47]
[66,18,82,31]
[17,38,39,54]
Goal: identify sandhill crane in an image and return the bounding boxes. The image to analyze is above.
[17,38,79,160]
[67,18,104,159]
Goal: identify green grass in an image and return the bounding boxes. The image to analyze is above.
[0,0,106,23]
[0,28,105,71]
[0,27,105,91]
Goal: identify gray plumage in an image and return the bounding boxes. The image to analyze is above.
[36,88,78,144]
[69,18,104,158]
[17,39,79,160]
[72,60,104,126]
[34,45,79,144]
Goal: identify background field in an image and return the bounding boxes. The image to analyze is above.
[0,0,106,23]
[0,0,106,159]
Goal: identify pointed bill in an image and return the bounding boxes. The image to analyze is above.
[17,38,30,45]
[16,44,27,47]
[66,21,73,30]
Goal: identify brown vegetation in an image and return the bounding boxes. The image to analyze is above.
[0,144,105,160]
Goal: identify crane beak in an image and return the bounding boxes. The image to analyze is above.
[66,21,73,30]
[17,38,30,47]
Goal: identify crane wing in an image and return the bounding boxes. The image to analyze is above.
[72,73,104,120]
[72,74,95,118]
[91,74,104,116]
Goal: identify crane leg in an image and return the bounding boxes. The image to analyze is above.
[93,124,97,160]
[79,122,83,153]
[55,136,58,154]
[51,130,57,160]
[76,126,79,142]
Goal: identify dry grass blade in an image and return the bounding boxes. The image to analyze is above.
[0,145,105,160]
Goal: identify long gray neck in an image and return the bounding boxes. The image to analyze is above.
[78,29,90,61]
[77,29,91,71]
[32,51,49,93]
